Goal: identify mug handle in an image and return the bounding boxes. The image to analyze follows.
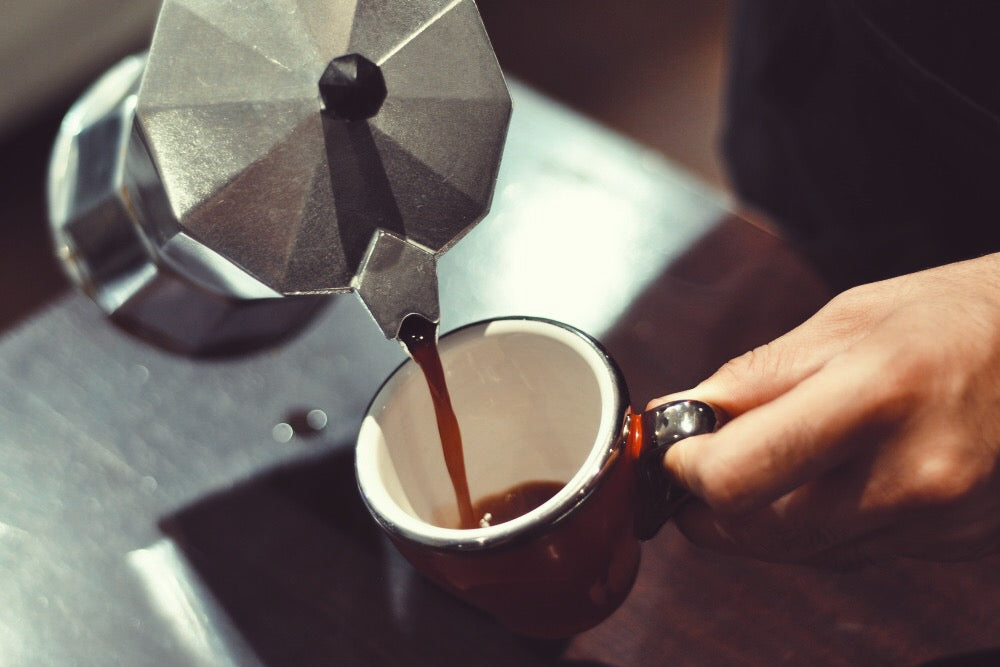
[635,400,721,540]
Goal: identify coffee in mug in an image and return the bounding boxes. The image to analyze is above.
[356,317,717,637]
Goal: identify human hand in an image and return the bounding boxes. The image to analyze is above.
[649,253,1000,566]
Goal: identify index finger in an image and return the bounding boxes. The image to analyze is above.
[663,346,895,516]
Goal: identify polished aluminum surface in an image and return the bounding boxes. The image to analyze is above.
[4,84,725,664]
[635,400,720,540]
[136,0,511,335]
[47,55,325,355]
[354,230,440,337]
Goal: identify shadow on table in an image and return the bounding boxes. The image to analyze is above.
[161,444,605,666]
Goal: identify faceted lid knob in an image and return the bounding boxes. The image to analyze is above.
[319,54,387,121]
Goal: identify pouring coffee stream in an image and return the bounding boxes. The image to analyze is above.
[399,314,563,529]
[398,313,476,528]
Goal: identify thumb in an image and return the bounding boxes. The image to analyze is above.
[646,340,813,418]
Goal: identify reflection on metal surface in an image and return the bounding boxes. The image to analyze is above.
[275,408,332,441]
[354,229,440,338]
[132,364,151,385]
[0,523,30,661]
[272,422,296,444]
[46,54,326,355]
[306,409,329,431]
[128,540,253,666]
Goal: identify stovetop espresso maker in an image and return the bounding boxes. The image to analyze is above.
[48,0,511,354]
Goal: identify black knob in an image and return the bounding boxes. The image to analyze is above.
[319,53,388,121]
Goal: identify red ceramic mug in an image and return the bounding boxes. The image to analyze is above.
[356,317,719,638]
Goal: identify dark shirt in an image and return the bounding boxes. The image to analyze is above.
[724,0,1000,288]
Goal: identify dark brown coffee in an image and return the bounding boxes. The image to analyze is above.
[471,480,564,527]
[399,314,476,528]
[400,453,642,638]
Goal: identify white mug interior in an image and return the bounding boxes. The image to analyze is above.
[356,318,626,550]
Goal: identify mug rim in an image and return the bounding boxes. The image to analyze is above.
[355,316,630,553]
